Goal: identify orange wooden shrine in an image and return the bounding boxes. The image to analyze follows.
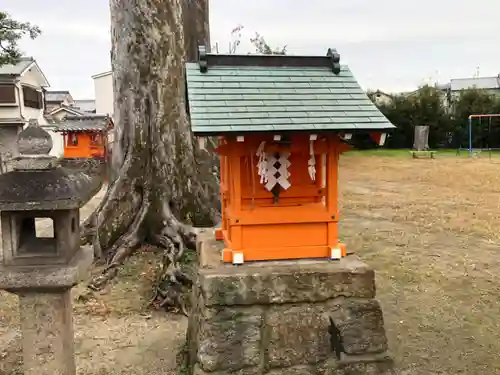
[214,133,355,264]
[55,115,113,159]
[185,47,395,264]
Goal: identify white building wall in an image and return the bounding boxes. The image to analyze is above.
[93,73,114,118]
[46,127,64,157]
[18,70,63,157]
[0,106,21,119]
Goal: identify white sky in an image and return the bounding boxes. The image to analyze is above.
[3,0,499,98]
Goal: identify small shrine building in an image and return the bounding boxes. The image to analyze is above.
[185,47,395,264]
[55,115,113,159]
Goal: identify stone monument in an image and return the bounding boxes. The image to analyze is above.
[411,126,436,158]
[0,120,102,375]
[413,125,430,151]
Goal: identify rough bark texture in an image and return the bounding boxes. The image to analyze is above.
[82,0,218,314]
[182,0,220,227]
[184,0,211,58]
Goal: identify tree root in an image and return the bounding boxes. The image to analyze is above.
[84,186,199,315]
[81,151,207,315]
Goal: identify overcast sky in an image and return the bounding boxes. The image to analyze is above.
[3,0,499,99]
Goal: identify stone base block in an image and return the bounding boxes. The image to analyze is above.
[186,231,394,375]
[410,150,436,159]
[0,246,93,292]
[19,290,76,375]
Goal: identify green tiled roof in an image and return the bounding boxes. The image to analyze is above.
[185,50,395,134]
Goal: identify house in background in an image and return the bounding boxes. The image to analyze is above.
[92,71,114,118]
[447,75,500,98]
[74,99,96,113]
[0,57,64,169]
[368,90,395,106]
[46,104,89,122]
[45,90,74,112]
[45,90,96,121]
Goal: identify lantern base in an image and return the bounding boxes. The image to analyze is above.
[0,246,93,292]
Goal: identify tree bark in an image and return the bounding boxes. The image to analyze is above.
[183,0,210,59]
[82,0,218,314]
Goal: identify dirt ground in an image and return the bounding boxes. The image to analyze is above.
[1,152,500,374]
[340,152,500,375]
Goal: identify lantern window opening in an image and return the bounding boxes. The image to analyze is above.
[16,214,57,256]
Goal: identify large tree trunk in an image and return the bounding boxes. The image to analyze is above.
[184,0,210,58]
[82,0,218,314]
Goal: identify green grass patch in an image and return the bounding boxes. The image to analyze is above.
[343,148,500,158]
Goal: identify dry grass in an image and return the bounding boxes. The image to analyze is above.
[340,152,500,375]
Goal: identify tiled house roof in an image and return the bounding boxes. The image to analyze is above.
[185,49,395,135]
[45,91,71,102]
[0,57,34,76]
[54,115,111,132]
[450,76,500,91]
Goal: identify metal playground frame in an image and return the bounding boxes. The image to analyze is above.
[466,114,500,157]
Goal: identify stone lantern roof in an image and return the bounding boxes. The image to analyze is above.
[0,120,102,210]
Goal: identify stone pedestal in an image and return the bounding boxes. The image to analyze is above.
[0,247,93,375]
[19,290,76,375]
[186,231,394,375]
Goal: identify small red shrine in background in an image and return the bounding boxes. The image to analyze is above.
[55,115,113,159]
[185,47,395,264]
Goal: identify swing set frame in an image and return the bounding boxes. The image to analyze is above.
[463,114,500,157]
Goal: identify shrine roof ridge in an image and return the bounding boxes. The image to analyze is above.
[54,115,112,133]
[196,47,342,73]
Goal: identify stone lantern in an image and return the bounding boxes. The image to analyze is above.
[0,120,101,375]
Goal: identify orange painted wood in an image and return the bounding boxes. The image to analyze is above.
[215,228,224,241]
[337,142,353,153]
[326,137,339,248]
[242,223,327,249]
[369,132,386,146]
[215,133,345,262]
[216,136,328,156]
[223,246,330,262]
[228,141,243,249]
[326,137,338,215]
[63,131,106,159]
[226,204,334,225]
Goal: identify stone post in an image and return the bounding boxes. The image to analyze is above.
[186,231,395,375]
[413,125,430,151]
[0,120,102,375]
